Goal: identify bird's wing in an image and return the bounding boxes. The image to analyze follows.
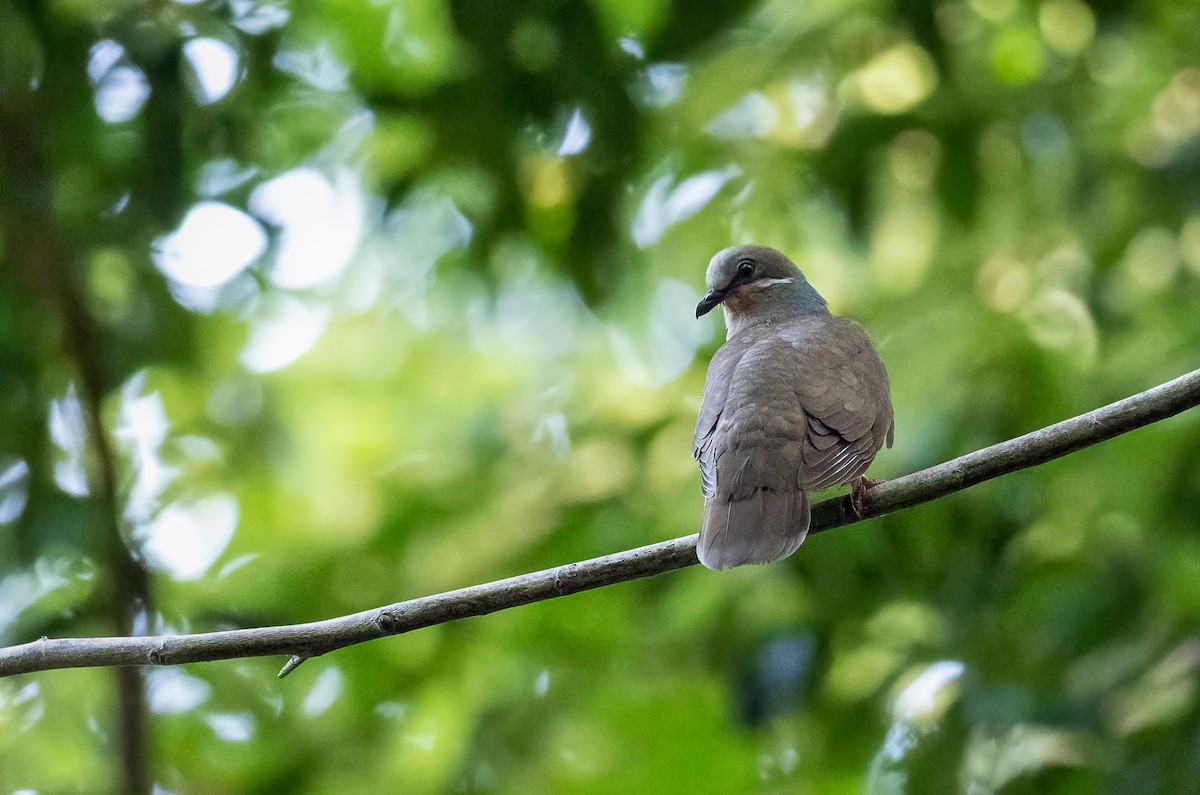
[695,331,812,568]
[779,315,894,491]
[693,334,754,499]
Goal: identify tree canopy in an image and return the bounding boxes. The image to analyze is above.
[2,0,1200,792]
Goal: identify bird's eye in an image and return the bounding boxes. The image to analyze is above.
[737,261,755,278]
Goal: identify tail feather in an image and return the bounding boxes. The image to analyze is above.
[697,489,810,570]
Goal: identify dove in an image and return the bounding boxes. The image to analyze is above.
[693,245,894,569]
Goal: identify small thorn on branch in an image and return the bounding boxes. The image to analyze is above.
[278,655,307,678]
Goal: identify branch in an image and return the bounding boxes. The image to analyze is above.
[2,368,1198,680]
[1,40,152,792]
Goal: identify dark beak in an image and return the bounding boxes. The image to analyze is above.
[695,289,725,318]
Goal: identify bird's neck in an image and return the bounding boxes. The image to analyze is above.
[723,285,830,339]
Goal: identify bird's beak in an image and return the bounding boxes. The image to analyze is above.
[695,289,725,318]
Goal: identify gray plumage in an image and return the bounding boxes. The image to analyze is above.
[693,245,894,570]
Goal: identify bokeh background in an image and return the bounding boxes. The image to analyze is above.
[2,0,1200,792]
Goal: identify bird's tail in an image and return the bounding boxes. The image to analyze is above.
[697,489,810,570]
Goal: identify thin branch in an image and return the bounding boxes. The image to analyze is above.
[1,55,152,792]
[42,143,153,795]
[2,368,1198,680]
[64,288,152,794]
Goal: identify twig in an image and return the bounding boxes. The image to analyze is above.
[1,368,1198,680]
[278,656,307,678]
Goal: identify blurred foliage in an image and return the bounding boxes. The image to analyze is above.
[2,0,1200,792]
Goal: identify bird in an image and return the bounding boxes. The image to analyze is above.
[693,244,894,570]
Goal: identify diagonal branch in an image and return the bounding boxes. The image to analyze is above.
[2,368,1198,680]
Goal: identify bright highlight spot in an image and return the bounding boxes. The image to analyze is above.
[1181,215,1200,277]
[88,40,150,123]
[154,202,267,288]
[491,283,586,363]
[184,38,240,104]
[139,494,239,581]
[371,191,473,296]
[116,374,179,524]
[977,254,1032,313]
[708,80,833,147]
[632,166,740,247]
[0,458,30,525]
[1039,0,1095,56]
[610,279,712,385]
[1123,227,1180,292]
[635,63,687,107]
[969,0,1017,22]
[206,712,255,742]
[788,78,828,132]
[0,558,81,636]
[856,43,938,114]
[618,37,645,60]
[558,108,591,156]
[217,553,259,578]
[231,0,291,35]
[868,660,966,792]
[302,667,343,717]
[239,295,330,372]
[50,385,88,497]
[249,168,364,289]
[0,681,43,734]
[532,412,570,457]
[88,40,124,83]
[1153,69,1200,144]
[274,41,349,91]
[870,201,939,292]
[888,129,942,188]
[892,660,965,722]
[198,158,259,197]
[148,669,212,714]
[706,91,778,140]
[523,156,572,208]
[992,27,1045,85]
[95,66,151,123]
[1021,288,1098,365]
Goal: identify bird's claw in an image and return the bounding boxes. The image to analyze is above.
[849,477,882,519]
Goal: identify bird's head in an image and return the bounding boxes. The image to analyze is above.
[696,245,828,322]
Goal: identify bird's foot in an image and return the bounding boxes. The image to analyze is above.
[849,477,882,519]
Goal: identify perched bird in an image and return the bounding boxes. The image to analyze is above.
[693,245,894,569]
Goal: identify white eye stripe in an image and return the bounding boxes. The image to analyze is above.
[761,278,794,286]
